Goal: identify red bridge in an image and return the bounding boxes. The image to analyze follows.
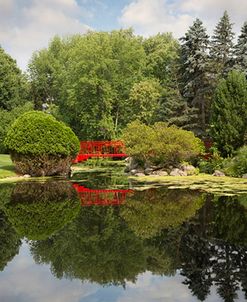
[73,183,133,206]
[73,140,127,163]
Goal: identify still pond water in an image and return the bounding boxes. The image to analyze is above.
[0,170,247,302]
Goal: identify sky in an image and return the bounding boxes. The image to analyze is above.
[0,0,247,70]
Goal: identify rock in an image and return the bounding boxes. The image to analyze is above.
[129,157,139,170]
[242,174,247,179]
[153,170,168,176]
[144,168,154,175]
[213,170,225,177]
[130,169,138,175]
[181,164,197,175]
[23,174,31,178]
[170,168,187,176]
[135,172,145,177]
[124,157,130,163]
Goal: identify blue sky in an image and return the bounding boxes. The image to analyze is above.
[0,0,246,70]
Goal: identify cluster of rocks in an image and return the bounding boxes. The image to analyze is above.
[124,157,198,177]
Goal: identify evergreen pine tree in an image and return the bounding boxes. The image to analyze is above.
[210,11,235,77]
[180,19,211,135]
[234,22,247,76]
[210,70,247,156]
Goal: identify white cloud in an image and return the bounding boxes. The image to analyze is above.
[0,242,98,302]
[0,0,91,70]
[119,0,246,39]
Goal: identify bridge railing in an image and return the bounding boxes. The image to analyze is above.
[73,140,127,163]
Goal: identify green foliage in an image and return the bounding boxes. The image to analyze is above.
[0,47,29,111]
[122,121,203,166]
[3,181,80,240]
[0,102,33,153]
[199,150,225,174]
[128,79,161,124]
[210,11,235,77]
[224,146,247,177]
[210,70,247,156]
[234,22,247,76]
[28,30,147,139]
[180,18,211,133]
[4,111,79,157]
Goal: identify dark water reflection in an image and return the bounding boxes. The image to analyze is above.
[0,178,247,301]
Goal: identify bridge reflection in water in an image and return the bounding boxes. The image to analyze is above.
[72,183,133,206]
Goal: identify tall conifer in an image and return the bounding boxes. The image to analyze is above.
[234,22,247,76]
[180,19,210,135]
[210,11,235,77]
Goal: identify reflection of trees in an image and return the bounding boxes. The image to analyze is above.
[4,181,80,240]
[180,195,247,302]
[30,206,146,286]
[0,210,21,271]
[120,188,204,239]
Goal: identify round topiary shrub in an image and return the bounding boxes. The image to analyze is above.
[4,111,80,176]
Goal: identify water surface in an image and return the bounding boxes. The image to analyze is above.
[0,171,247,302]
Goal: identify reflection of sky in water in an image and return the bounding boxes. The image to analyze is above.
[0,242,245,302]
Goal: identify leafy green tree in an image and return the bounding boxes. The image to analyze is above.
[180,19,211,134]
[210,11,235,78]
[0,102,33,153]
[210,70,247,156]
[128,79,161,124]
[28,30,146,139]
[234,22,247,76]
[0,46,29,110]
[143,33,196,128]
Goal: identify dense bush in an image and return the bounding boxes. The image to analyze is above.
[223,146,247,177]
[4,111,80,176]
[122,121,204,166]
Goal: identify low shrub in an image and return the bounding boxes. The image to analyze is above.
[198,149,225,174]
[122,121,204,167]
[223,146,247,177]
[4,111,80,176]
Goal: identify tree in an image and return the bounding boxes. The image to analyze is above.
[180,19,211,134]
[28,30,147,139]
[210,11,235,78]
[143,33,196,128]
[210,70,247,156]
[0,46,29,110]
[0,102,33,153]
[234,22,247,76]
[128,79,161,124]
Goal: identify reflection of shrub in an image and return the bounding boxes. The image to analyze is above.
[0,210,21,271]
[4,181,80,240]
[122,121,203,166]
[223,146,247,177]
[4,111,80,176]
[121,188,205,239]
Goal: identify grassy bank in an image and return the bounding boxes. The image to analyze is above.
[0,154,16,179]
[130,174,247,196]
